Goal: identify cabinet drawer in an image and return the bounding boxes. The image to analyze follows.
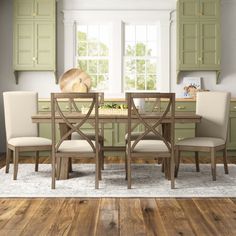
[38,101,51,112]
[230,102,236,112]
[175,102,196,112]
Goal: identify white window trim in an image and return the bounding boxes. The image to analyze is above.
[63,10,172,97]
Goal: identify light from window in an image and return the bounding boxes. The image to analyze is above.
[76,24,111,90]
[124,24,159,91]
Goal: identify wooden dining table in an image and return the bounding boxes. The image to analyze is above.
[32,112,201,179]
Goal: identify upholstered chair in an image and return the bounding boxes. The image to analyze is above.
[3,91,52,180]
[175,91,231,180]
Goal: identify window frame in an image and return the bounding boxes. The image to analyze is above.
[63,10,171,97]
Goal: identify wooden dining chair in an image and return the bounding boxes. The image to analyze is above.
[125,92,175,189]
[175,91,231,180]
[51,92,101,189]
[3,91,52,180]
[70,92,105,169]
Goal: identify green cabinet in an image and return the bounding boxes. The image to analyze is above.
[177,0,221,83]
[13,0,56,83]
[227,101,236,151]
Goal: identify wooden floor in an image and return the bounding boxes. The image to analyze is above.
[1,154,236,235]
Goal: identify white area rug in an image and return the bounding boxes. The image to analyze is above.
[0,164,236,197]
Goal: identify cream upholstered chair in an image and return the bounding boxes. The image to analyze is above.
[3,91,52,180]
[51,92,101,189]
[125,92,175,189]
[175,91,231,180]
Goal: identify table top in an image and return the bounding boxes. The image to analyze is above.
[32,112,201,124]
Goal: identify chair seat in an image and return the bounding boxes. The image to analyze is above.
[58,140,95,153]
[125,132,160,141]
[130,140,169,153]
[8,137,52,147]
[71,132,104,142]
[177,137,225,147]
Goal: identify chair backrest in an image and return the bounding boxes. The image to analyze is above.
[196,91,231,141]
[3,91,38,141]
[126,92,175,153]
[51,92,99,153]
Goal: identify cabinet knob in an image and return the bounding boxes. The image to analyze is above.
[177,137,184,141]
[32,12,36,16]
[41,106,50,110]
[177,106,186,110]
[32,57,37,61]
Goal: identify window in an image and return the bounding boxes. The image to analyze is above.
[76,24,111,90]
[64,10,170,96]
[124,24,160,91]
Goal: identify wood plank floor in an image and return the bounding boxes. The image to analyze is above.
[1,154,236,236]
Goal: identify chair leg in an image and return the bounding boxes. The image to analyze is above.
[98,151,102,181]
[175,148,180,178]
[223,148,229,174]
[95,153,99,189]
[170,154,175,189]
[210,148,216,181]
[127,154,131,189]
[195,151,200,172]
[51,153,56,189]
[101,140,105,170]
[125,153,128,180]
[56,158,62,180]
[35,151,39,172]
[13,149,19,180]
[5,147,11,173]
[161,158,165,173]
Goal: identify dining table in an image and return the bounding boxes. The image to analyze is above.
[32,111,201,179]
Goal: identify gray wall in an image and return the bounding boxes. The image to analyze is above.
[0,0,236,152]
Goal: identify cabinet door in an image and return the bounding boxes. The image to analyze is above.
[14,0,34,19]
[200,0,220,19]
[228,114,236,150]
[34,21,55,70]
[14,21,34,70]
[199,21,220,69]
[35,0,55,19]
[178,0,199,19]
[179,21,199,69]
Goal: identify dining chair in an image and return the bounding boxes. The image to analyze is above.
[175,91,231,180]
[71,92,105,169]
[125,92,175,189]
[51,92,101,189]
[3,91,52,180]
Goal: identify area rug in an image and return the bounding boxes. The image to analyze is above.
[0,164,236,197]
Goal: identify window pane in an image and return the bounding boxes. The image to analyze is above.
[88,42,98,56]
[147,75,157,90]
[98,60,108,74]
[124,23,159,91]
[125,42,135,56]
[136,25,146,41]
[147,25,157,41]
[137,76,145,90]
[146,59,157,74]
[78,42,87,56]
[78,60,87,71]
[76,23,110,91]
[136,60,145,74]
[88,60,97,74]
[125,25,135,41]
[136,43,146,56]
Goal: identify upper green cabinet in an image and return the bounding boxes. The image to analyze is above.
[14,0,55,19]
[13,0,56,83]
[177,0,221,83]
